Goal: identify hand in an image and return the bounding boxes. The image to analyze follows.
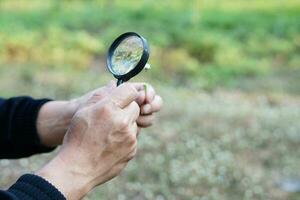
[35,82,116,147]
[133,83,163,128]
[36,83,140,200]
[77,82,163,128]
[37,81,162,147]
[74,82,163,129]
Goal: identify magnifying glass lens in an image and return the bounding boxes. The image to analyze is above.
[111,36,144,75]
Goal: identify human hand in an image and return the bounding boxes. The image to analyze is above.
[75,81,163,129]
[37,81,162,147]
[36,83,140,200]
[132,83,163,128]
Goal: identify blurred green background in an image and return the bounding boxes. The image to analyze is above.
[0,0,300,199]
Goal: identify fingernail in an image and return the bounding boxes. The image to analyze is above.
[143,104,151,114]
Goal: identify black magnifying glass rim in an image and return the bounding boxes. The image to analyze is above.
[106,32,149,83]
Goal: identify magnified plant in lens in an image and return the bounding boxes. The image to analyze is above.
[111,36,144,75]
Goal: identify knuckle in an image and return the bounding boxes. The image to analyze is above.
[100,101,114,116]
[126,133,137,145]
[117,118,130,129]
[127,148,137,161]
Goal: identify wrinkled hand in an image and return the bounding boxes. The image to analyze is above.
[73,81,163,128]
[37,83,140,200]
[37,81,162,147]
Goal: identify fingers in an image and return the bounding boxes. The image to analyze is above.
[135,90,146,105]
[108,83,139,109]
[144,83,155,104]
[122,102,140,123]
[149,95,163,113]
[141,95,163,115]
[132,83,155,105]
[140,104,151,115]
[138,95,162,127]
[137,114,155,128]
[132,82,146,91]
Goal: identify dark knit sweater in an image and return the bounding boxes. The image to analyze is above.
[0,97,66,200]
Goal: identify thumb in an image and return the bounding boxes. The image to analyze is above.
[103,83,139,109]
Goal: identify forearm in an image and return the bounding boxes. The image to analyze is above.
[37,100,78,147]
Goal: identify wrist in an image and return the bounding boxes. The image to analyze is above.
[37,101,78,147]
[36,150,93,200]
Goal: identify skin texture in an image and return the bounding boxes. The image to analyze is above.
[35,82,162,200]
[36,81,163,147]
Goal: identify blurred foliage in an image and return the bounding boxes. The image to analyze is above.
[0,0,299,88]
[1,81,300,200]
[0,1,300,200]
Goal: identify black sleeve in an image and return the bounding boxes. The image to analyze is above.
[0,174,66,200]
[0,97,55,159]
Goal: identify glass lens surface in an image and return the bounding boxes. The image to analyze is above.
[110,36,143,75]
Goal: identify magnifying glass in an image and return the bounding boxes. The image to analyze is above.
[106,32,149,86]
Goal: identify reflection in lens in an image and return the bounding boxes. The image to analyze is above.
[111,36,143,75]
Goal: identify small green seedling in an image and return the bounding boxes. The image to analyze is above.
[144,84,148,95]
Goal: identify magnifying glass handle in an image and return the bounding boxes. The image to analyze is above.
[117,79,123,86]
